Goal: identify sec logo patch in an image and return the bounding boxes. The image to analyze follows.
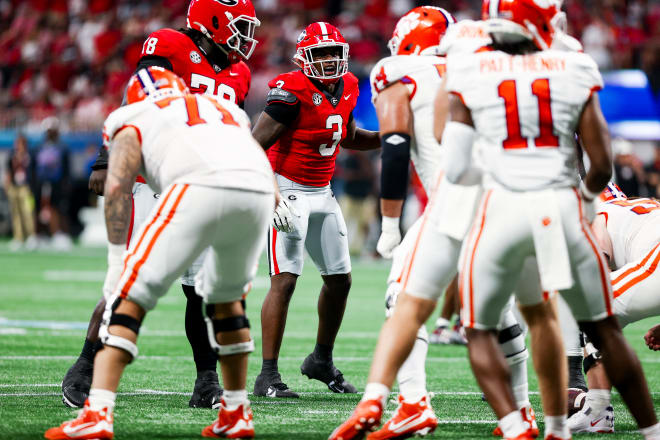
[190,51,202,64]
[312,93,323,106]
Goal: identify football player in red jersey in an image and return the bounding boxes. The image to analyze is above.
[66,0,259,410]
[250,22,379,398]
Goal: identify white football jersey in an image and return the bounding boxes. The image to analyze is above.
[438,19,491,56]
[446,49,603,191]
[103,94,273,194]
[370,55,445,194]
[597,198,660,269]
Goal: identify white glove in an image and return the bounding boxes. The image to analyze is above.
[102,243,125,300]
[377,216,401,259]
[273,199,299,233]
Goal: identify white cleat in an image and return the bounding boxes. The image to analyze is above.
[568,405,614,433]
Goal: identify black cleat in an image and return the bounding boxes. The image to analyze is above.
[61,357,94,408]
[300,354,357,393]
[253,373,299,398]
[189,370,224,409]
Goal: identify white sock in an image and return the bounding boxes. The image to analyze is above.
[435,317,450,328]
[223,389,248,410]
[499,410,527,438]
[88,388,116,412]
[640,422,660,440]
[512,382,530,410]
[398,326,428,403]
[362,383,389,408]
[544,415,569,439]
[586,389,611,414]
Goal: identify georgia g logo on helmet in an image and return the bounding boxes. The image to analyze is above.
[214,0,239,6]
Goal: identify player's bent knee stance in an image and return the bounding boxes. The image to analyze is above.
[99,296,142,362]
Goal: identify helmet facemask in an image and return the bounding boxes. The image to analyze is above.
[295,43,349,82]
[225,12,260,60]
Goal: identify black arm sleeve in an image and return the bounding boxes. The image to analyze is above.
[135,55,173,72]
[263,88,300,127]
[380,132,411,200]
[91,146,108,170]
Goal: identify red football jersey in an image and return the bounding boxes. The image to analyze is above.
[267,70,359,187]
[140,28,251,105]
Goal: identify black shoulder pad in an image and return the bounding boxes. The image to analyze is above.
[267,87,298,105]
[135,55,173,73]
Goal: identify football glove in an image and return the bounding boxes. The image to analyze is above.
[377,216,401,259]
[102,243,125,300]
[273,199,299,233]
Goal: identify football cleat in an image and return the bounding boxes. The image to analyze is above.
[202,398,254,439]
[367,394,438,439]
[189,370,224,409]
[544,435,572,440]
[429,326,467,345]
[567,405,614,433]
[44,400,113,440]
[329,398,383,440]
[301,354,357,393]
[61,356,94,408]
[506,430,538,440]
[253,373,299,398]
[493,406,539,438]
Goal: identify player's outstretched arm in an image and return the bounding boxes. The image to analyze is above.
[577,94,612,199]
[373,82,412,257]
[252,112,288,150]
[433,79,449,143]
[104,128,142,246]
[342,119,379,151]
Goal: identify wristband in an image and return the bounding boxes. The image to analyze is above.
[579,180,600,201]
[381,216,400,233]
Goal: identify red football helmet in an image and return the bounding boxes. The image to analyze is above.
[125,67,188,104]
[388,6,456,56]
[187,0,260,62]
[293,22,349,84]
[600,182,627,202]
[482,0,559,50]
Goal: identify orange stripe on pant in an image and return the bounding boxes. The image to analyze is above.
[612,242,660,286]
[120,184,190,298]
[574,189,612,315]
[465,190,492,328]
[613,243,660,298]
[120,184,179,282]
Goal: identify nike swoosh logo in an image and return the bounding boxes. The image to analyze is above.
[213,423,230,433]
[591,418,604,427]
[388,414,420,431]
[229,72,240,77]
[63,422,96,434]
[344,94,351,100]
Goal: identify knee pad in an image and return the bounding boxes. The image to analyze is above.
[498,324,528,364]
[203,304,254,356]
[99,297,141,362]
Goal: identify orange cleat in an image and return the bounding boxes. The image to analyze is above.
[202,398,254,439]
[329,398,383,440]
[44,400,113,440]
[493,406,539,438]
[506,429,538,440]
[367,394,437,439]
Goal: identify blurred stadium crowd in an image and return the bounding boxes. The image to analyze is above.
[1,0,660,251]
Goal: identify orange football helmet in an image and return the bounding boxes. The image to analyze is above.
[388,6,456,56]
[482,0,559,50]
[125,67,188,105]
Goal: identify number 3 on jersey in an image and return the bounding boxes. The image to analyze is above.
[319,115,343,156]
[498,78,559,150]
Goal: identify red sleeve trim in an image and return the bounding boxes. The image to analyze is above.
[114,124,143,147]
[588,85,602,100]
[401,75,418,101]
[596,211,608,226]
[135,175,146,184]
[449,91,467,106]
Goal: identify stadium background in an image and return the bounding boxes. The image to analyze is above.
[1,0,660,250]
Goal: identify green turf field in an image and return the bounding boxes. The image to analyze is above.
[1,244,658,439]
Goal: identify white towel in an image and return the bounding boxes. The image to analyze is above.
[525,190,574,291]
